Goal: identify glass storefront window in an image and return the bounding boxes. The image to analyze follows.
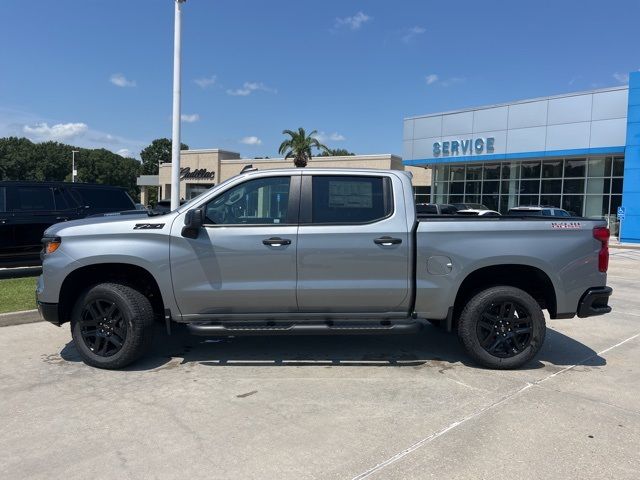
[465,182,481,195]
[541,195,561,208]
[520,180,539,195]
[562,195,583,216]
[435,165,450,182]
[466,165,482,181]
[563,178,585,194]
[449,165,465,181]
[482,181,499,195]
[483,163,501,180]
[587,157,611,177]
[541,179,562,194]
[613,157,624,176]
[612,178,623,194]
[430,155,623,219]
[519,195,539,206]
[450,182,464,194]
[586,178,609,194]
[585,195,608,218]
[521,161,541,179]
[542,160,563,178]
[564,158,586,177]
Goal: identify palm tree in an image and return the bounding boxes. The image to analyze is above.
[278,128,330,168]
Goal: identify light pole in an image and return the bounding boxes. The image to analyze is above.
[71,150,79,182]
[170,0,186,210]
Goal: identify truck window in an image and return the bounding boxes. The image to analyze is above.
[205,176,291,225]
[12,186,54,211]
[311,176,391,224]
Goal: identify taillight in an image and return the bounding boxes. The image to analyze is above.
[593,227,610,272]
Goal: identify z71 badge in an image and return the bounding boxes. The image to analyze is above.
[133,223,165,230]
[551,221,582,230]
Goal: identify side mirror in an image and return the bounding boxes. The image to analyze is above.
[182,208,204,238]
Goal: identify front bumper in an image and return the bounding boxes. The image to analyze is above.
[37,301,61,326]
[577,286,613,318]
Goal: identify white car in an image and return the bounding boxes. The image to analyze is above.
[456,209,501,216]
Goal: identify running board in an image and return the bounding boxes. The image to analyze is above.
[186,320,422,336]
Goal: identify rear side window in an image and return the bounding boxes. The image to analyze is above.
[311,176,392,224]
[0,187,5,212]
[13,186,55,211]
[542,209,553,216]
[72,187,134,210]
[417,204,437,214]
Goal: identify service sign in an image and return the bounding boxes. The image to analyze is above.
[433,137,495,157]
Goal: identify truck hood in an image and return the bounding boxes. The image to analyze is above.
[43,212,172,237]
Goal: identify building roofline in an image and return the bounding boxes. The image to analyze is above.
[404,84,629,121]
[181,148,240,155]
[221,154,401,164]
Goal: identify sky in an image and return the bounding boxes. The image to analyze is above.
[1,0,638,159]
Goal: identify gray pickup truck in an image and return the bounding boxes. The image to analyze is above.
[36,168,612,370]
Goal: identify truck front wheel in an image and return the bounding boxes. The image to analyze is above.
[70,283,154,369]
[457,286,546,369]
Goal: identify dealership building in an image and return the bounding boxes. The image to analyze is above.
[403,71,640,243]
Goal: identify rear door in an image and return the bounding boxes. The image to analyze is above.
[296,172,411,315]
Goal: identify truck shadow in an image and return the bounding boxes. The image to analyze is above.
[59,323,606,371]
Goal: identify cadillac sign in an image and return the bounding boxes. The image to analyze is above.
[433,137,495,157]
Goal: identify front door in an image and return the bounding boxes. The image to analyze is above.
[296,173,411,315]
[171,174,300,318]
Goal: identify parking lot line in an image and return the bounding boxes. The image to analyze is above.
[350,331,640,480]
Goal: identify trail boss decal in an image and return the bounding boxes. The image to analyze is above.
[551,222,582,230]
[133,223,165,230]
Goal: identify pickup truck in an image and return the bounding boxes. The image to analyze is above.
[36,168,613,370]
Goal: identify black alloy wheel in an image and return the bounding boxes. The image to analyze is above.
[79,299,128,357]
[476,300,532,358]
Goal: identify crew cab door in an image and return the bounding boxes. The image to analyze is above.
[296,172,411,315]
[170,173,301,318]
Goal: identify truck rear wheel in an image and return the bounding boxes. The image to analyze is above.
[71,283,154,369]
[457,286,546,369]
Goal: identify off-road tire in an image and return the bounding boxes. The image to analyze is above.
[457,286,546,369]
[71,282,154,369]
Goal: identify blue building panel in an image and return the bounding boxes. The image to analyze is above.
[622,72,640,243]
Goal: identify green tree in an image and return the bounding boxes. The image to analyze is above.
[278,128,329,168]
[318,148,355,157]
[140,138,189,175]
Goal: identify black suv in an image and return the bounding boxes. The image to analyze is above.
[0,182,136,267]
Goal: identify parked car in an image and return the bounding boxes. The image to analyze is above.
[451,202,490,211]
[507,206,572,217]
[416,203,458,215]
[37,168,612,370]
[150,199,186,215]
[0,181,136,267]
[456,209,501,216]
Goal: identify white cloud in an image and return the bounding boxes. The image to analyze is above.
[194,75,217,88]
[226,81,277,96]
[402,26,425,43]
[613,72,629,84]
[22,122,88,141]
[425,74,464,87]
[334,11,371,30]
[240,136,262,146]
[109,73,136,88]
[313,131,346,143]
[425,74,439,85]
[181,113,200,123]
[116,148,133,157]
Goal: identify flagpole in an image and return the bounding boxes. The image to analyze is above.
[170,0,186,210]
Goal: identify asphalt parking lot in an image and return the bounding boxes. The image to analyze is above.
[1,252,639,480]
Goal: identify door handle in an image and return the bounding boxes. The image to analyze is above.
[374,236,402,246]
[0,218,7,225]
[55,217,68,221]
[262,237,291,247]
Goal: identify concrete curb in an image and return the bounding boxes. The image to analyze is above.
[0,309,43,327]
[610,243,640,250]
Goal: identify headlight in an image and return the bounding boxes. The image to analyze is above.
[42,237,62,255]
